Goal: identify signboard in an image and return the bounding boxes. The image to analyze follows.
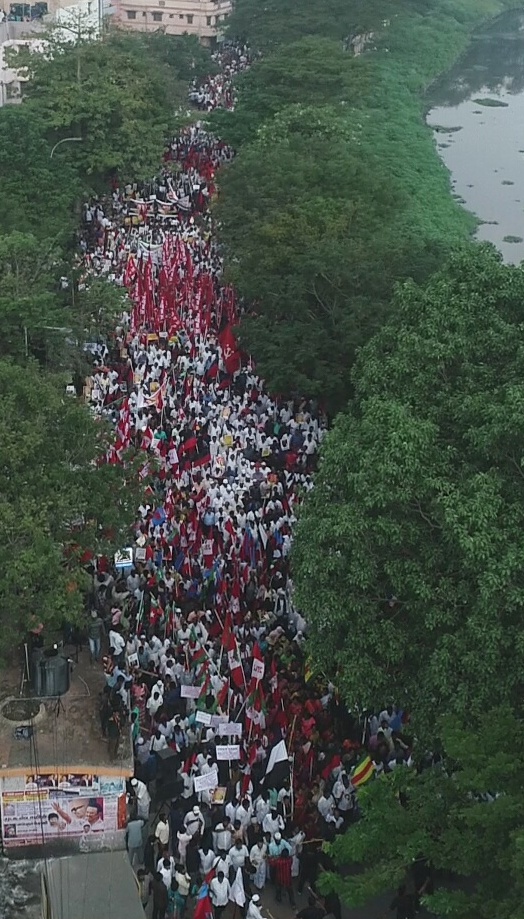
[0,786,126,849]
[195,711,212,726]
[181,685,201,699]
[114,547,134,569]
[193,770,219,793]
[215,722,243,737]
[216,745,240,761]
[252,659,265,681]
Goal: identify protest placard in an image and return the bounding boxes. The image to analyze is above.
[193,770,219,793]
[195,710,212,726]
[252,659,265,681]
[181,685,201,699]
[216,744,240,761]
[215,722,243,737]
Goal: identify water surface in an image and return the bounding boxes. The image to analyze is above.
[426,10,524,263]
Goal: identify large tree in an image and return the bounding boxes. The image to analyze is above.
[15,23,183,186]
[0,106,79,242]
[323,707,524,919]
[0,360,138,654]
[215,106,447,412]
[293,245,524,722]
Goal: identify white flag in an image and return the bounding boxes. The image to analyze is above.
[265,739,289,775]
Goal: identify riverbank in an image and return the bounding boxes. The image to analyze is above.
[212,0,524,411]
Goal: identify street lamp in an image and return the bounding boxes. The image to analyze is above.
[50,136,82,158]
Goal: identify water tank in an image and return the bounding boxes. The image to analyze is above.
[42,653,70,697]
[31,650,70,697]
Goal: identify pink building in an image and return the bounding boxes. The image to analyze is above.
[112,0,231,43]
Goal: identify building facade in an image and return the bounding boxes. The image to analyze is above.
[112,0,231,43]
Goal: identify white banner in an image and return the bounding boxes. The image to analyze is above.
[216,722,243,737]
[194,770,219,793]
[195,710,212,726]
[181,685,201,699]
[211,714,229,727]
[216,744,241,761]
[252,658,265,681]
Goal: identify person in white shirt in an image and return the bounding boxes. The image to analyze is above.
[262,808,284,836]
[157,854,175,888]
[254,794,270,825]
[155,813,170,850]
[209,871,230,917]
[317,793,334,820]
[213,817,232,854]
[199,844,216,875]
[108,628,125,658]
[150,730,168,754]
[246,893,266,919]
[249,839,268,889]
[184,805,205,838]
[130,778,151,820]
[225,797,239,824]
[176,829,192,866]
[229,839,249,870]
[235,799,252,831]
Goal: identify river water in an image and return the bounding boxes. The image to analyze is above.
[426,9,524,264]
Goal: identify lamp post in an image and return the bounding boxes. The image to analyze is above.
[50,136,82,158]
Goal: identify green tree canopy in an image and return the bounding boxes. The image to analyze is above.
[15,23,183,187]
[224,0,438,52]
[215,106,447,411]
[0,231,66,363]
[0,360,138,654]
[324,707,524,919]
[209,36,373,147]
[293,246,524,721]
[0,106,79,242]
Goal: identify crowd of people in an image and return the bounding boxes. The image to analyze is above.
[80,41,417,919]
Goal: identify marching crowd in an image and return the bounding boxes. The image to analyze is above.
[82,41,416,919]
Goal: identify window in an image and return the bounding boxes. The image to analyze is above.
[152,10,162,19]
[206,15,211,24]
[126,9,136,17]
[179,13,183,17]
[186,13,193,22]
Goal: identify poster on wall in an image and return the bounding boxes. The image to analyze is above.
[21,773,100,793]
[1,777,126,848]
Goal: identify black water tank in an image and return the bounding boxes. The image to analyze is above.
[31,650,70,697]
[42,653,70,697]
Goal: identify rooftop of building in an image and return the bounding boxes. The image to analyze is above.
[0,639,133,777]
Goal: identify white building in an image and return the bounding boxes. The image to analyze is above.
[0,23,45,106]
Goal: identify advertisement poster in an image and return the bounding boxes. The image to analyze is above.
[22,773,100,793]
[0,777,127,848]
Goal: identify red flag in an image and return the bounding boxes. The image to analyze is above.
[221,612,235,653]
[218,325,241,375]
[217,679,229,710]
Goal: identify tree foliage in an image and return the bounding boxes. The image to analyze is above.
[0,231,65,363]
[215,0,524,409]
[0,106,79,242]
[293,246,524,721]
[0,361,139,655]
[215,106,449,411]
[323,707,524,919]
[15,23,186,187]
